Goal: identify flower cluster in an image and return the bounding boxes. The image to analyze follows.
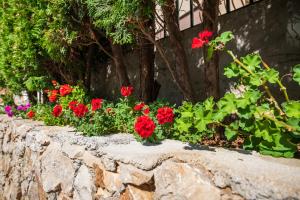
[91,98,103,111]
[4,105,13,117]
[59,84,73,96]
[192,30,213,49]
[133,102,150,115]
[156,107,174,124]
[27,110,35,119]
[134,116,156,138]
[73,103,89,118]
[121,86,134,97]
[52,105,62,117]
[49,90,58,102]
[17,103,31,111]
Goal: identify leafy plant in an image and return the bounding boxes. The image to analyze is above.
[189,31,300,157]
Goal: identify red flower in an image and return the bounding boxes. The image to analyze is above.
[199,30,213,42]
[68,101,78,111]
[134,116,156,138]
[156,107,174,125]
[192,30,213,49]
[192,38,205,49]
[134,102,145,111]
[91,98,103,111]
[143,107,150,115]
[59,84,73,96]
[52,105,63,117]
[121,86,134,97]
[49,90,58,103]
[52,80,58,86]
[73,103,88,118]
[27,110,35,119]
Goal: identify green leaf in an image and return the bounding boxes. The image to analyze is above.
[249,74,263,86]
[215,31,234,44]
[243,136,261,150]
[225,127,238,141]
[241,54,261,71]
[292,64,300,85]
[217,93,237,115]
[282,101,300,118]
[224,63,239,78]
[263,68,279,84]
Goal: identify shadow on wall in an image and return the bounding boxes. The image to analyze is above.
[91,0,300,104]
[219,0,300,103]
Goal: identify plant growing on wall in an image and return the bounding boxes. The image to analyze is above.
[183,30,300,157]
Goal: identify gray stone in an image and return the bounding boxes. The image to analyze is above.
[40,143,75,196]
[119,164,153,186]
[154,161,221,200]
[73,165,95,200]
[62,142,85,159]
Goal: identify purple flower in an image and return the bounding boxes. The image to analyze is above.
[17,105,23,111]
[7,111,13,117]
[4,105,12,112]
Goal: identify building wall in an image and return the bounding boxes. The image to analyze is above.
[91,0,300,104]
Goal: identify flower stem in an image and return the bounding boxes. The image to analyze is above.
[226,50,285,116]
[261,61,290,102]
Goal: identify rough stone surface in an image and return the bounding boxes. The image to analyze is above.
[73,165,95,200]
[0,115,300,200]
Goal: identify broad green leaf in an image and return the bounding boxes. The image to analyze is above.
[292,64,300,85]
[215,31,234,44]
[225,127,238,141]
[254,121,273,142]
[263,68,279,84]
[243,136,261,150]
[241,54,261,71]
[224,63,239,78]
[249,74,263,86]
[203,97,214,111]
[217,93,237,115]
[282,101,300,118]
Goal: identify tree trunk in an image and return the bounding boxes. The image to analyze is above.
[84,44,95,93]
[161,0,195,101]
[110,42,130,86]
[139,0,156,103]
[202,0,220,99]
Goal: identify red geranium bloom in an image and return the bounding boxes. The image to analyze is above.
[134,116,156,138]
[59,84,73,96]
[27,110,35,119]
[73,103,89,118]
[49,90,58,103]
[192,37,205,49]
[143,107,150,115]
[91,98,103,111]
[156,107,175,125]
[68,101,78,111]
[134,102,145,111]
[192,30,213,49]
[52,105,63,117]
[120,86,134,97]
[199,30,213,42]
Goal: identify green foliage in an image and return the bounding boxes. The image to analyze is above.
[174,99,215,144]
[205,31,300,157]
[25,76,50,91]
[293,64,300,85]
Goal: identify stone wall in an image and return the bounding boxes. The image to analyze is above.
[1,114,300,200]
[91,0,300,104]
